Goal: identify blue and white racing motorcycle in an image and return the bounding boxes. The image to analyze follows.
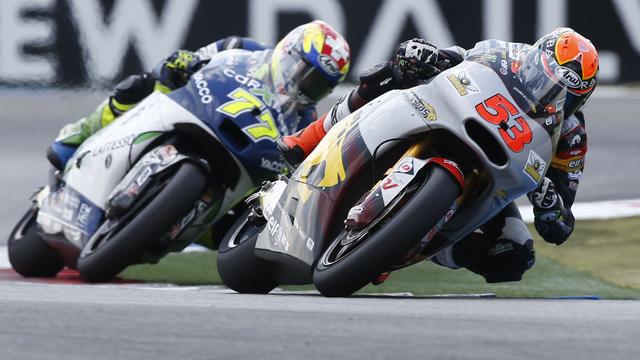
[8,49,298,281]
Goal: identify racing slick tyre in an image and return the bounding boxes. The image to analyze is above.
[313,166,459,297]
[217,209,278,294]
[77,161,207,282]
[8,206,64,277]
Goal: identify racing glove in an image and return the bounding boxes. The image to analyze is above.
[527,177,575,245]
[153,50,207,90]
[395,38,449,81]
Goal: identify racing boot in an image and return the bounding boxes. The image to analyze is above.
[276,113,329,167]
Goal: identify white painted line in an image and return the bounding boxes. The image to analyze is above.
[0,198,638,270]
[519,198,640,223]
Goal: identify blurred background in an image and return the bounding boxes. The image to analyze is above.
[1,0,639,243]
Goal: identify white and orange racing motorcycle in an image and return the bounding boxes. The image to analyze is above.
[218,43,567,297]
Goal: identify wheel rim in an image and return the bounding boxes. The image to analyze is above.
[224,219,262,250]
[11,207,37,243]
[320,183,421,267]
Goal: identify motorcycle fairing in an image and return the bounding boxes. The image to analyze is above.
[169,49,297,184]
[254,60,558,275]
[37,185,103,249]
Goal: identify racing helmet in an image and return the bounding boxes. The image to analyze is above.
[517,28,598,118]
[270,20,351,106]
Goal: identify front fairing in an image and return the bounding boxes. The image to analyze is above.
[168,49,298,183]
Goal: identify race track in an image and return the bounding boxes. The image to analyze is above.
[1,282,639,360]
[0,88,639,359]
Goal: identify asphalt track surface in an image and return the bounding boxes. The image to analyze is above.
[1,281,639,360]
[0,88,639,359]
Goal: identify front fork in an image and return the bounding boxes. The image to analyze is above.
[345,139,465,230]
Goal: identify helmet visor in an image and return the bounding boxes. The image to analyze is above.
[276,50,334,105]
[517,48,568,115]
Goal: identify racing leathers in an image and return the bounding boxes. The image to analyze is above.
[47,36,317,171]
[279,38,587,283]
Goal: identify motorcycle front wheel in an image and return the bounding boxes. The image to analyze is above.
[77,161,207,282]
[8,205,64,277]
[313,166,460,297]
[217,209,278,294]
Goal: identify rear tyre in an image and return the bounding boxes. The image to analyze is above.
[8,206,64,277]
[77,162,207,282]
[217,209,277,294]
[313,166,459,297]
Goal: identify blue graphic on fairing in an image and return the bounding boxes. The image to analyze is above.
[38,186,104,245]
[168,49,309,181]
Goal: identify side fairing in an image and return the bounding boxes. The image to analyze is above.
[63,92,208,208]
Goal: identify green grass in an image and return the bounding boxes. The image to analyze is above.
[121,217,640,299]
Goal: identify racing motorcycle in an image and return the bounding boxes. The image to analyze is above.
[218,44,566,296]
[8,49,295,282]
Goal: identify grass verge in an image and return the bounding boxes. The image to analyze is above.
[121,217,640,299]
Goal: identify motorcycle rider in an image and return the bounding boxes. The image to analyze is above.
[278,28,597,283]
[46,20,351,174]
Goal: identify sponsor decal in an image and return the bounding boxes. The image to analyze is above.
[136,167,153,186]
[261,157,287,173]
[545,116,557,126]
[508,43,521,60]
[222,68,262,90]
[447,71,480,97]
[381,177,399,190]
[511,86,537,113]
[397,160,414,174]
[568,170,582,180]
[500,59,508,75]
[317,54,340,76]
[568,181,579,191]
[92,134,136,156]
[555,66,582,89]
[568,158,585,169]
[569,134,582,146]
[523,150,546,184]
[192,72,213,104]
[407,92,437,121]
[75,203,91,227]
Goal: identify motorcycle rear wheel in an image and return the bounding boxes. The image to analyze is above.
[77,161,207,282]
[217,209,278,294]
[8,206,64,277]
[313,166,459,297]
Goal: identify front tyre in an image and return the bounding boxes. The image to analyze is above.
[313,166,459,297]
[217,209,277,294]
[8,206,64,277]
[77,161,207,282]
